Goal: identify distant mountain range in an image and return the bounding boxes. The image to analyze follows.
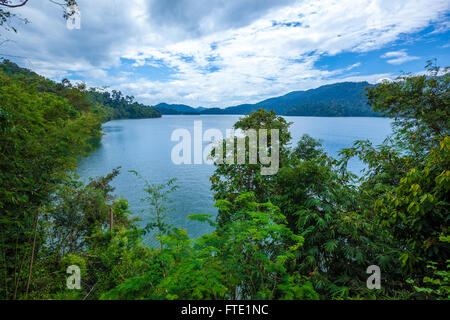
[153,103,207,115]
[154,81,380,117]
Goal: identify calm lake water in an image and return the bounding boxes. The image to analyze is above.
[77,115,392,239]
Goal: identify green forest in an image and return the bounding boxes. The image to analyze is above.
[0,58,448,300]
[0,60,161,121]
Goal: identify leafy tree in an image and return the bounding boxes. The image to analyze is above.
[210,109,292,225]
[0,69,102,299]
[20,169,153,300]
[131,173,179,249]
[366,62,449,162]
[375,137,449,276]
[102,192,311,300]
[407,234,450,300]
[339,63,450,296]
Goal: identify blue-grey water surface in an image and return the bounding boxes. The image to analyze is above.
[77,115,392,239]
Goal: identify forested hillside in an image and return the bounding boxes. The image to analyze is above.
[283,82,377,116]
[87,89,161,120]
[0,60,161,121]
[155,82,378,117]
[154,103,205,115]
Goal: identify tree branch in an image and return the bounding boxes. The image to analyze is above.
[0,0,29,8]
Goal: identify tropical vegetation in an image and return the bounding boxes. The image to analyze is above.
[0,59,448,300]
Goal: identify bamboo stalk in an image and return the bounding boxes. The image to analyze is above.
[110,206,114,232]
[25,209,39,297]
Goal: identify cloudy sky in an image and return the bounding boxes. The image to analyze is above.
[1,0,449,107]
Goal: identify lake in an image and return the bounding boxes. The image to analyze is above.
[77,115,393,239]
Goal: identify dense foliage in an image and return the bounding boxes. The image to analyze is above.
[0,59,159,299]
[87,88,161,120]
[0,59,161,121]
[0,65,103,298]
[0,63,448,300]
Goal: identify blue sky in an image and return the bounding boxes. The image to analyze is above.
[2,0,449,107]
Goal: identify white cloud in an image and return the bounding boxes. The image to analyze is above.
[381,50,420,65]
[346,62,362,71]
[2,0,449,107]
[429,20,450,34]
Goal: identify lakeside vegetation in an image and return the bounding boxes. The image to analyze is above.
[0,60,448,299]
[0,60,161,121]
